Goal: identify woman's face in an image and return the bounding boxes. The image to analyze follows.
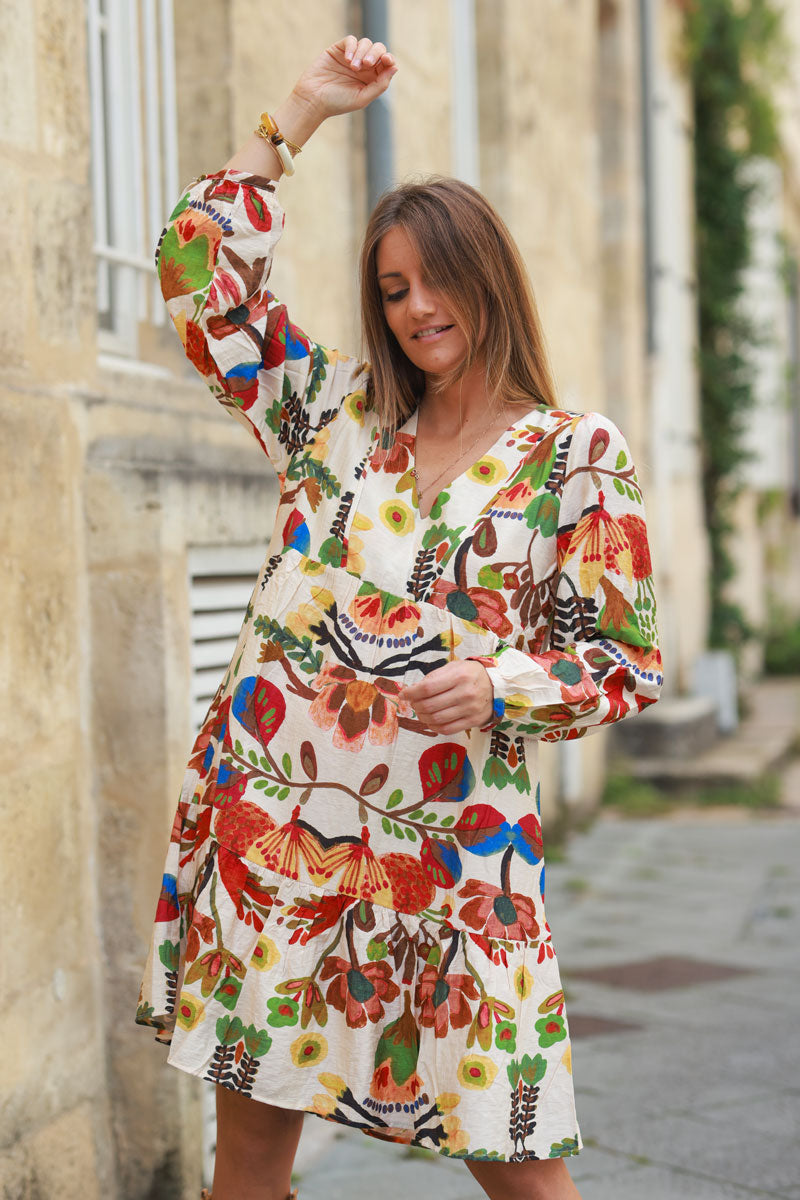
[375,226,469,376]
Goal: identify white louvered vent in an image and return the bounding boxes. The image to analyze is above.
[188,544,266,733]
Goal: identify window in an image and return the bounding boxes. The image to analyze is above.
[87,0,179,356]
[188,545,267,734]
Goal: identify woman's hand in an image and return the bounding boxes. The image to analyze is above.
[399,661,495,736]
[292,36,398,122]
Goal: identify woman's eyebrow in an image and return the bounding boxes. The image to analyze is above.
[377,270,403,280]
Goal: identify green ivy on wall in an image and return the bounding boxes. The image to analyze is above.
[684,0,786,650]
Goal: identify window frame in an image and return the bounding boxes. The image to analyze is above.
[87,0,179,358]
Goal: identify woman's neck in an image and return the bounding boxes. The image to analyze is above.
[420,359,500,434]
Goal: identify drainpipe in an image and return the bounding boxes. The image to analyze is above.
[450,0,480,185]
[638,0,657,356]
[360,0,394,211]
[638,0,676,693]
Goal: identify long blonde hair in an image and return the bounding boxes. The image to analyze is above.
[360,176,558,429]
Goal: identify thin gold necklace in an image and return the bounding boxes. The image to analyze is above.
[411,404,508,503]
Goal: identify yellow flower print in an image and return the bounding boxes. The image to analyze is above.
[342,389,367,424]
[290,1032,328,1068]
[284,587,335,639]
[306,426,330,465]
[456,1054,498,1090]
[318,1072,348,1097]
[562,1045,573,1074]
[514,964,534,1000]
[175,992,206,1031]
[347,511,373,575]
[379,499,415,536]
[467,455,507,486]
[250,935,280,972]
[299,557,326,576]
[442,1115,470,1154]
[311,1093,337,1116]
[436,1092,461,1113]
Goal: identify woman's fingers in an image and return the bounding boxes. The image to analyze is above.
[362,41,387,67]
[351,37,376,69]
[340,34,358,61]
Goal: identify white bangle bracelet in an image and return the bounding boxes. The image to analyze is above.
[256,111,298,177]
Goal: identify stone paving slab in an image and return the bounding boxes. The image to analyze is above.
[293,811,800,1198]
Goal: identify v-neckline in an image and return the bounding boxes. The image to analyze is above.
[405,403,548,520]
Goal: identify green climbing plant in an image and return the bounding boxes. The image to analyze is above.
[683,0,787,649]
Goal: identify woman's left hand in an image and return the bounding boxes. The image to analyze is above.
[399,661,494,735]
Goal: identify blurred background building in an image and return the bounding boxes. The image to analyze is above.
[2,1,799,1197]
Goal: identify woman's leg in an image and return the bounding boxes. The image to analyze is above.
[211,1085,305,1200]
[465,1156,583,1200]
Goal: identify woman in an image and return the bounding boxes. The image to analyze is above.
[137,35,662,1200]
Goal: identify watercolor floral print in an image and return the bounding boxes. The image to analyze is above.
[136,170,661,1161]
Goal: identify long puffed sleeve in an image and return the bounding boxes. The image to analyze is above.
[156,169,366,478]
[474,412,662,741]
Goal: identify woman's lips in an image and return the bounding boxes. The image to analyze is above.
[411,324,454,341]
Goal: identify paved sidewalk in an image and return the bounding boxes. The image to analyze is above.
[292,808,800,1200]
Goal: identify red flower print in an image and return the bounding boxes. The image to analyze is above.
[348,588,421,639]
[187,696,231,779]
[251,805,327,882]
[213,797,276,857]
[320,955,400,1028]
[428,579,513,638]
[416,962,479,1037]
[370,432,414,474]
[457,879,540,943]
[184,944,245,998]
[285,892,356,946]
[493,478,536,512]
[310,664,408,752]
[618,513,652,580]
[322,827,390,899]
[174,207,224,269]
[558,491,633,595]
[376,852,435,915]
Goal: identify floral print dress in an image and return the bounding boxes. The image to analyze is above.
[136,169,663,1162]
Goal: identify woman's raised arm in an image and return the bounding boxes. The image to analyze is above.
[155,37,397,477]
[224,36,397,178]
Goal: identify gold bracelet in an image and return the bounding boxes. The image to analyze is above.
[254,111,301,176]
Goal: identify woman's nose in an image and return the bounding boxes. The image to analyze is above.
[407,282,436,319]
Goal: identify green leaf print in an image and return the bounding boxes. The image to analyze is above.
[157,224,214,294]
[216,1015,246,1045]
[282,752,292,778]
[507,1053,547,1089]
[550,1137,580,1158]
[243,1024,272,1058]
[483,758,512,790]
[214,975,243,1011]
[307,344,330,400]
[386,789,404,810]
[524,493,559,536]
[158,941,179,972]
[615,449,628,470]
[477,565,504,590]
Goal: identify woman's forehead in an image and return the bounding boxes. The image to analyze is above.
[375,225,421,277]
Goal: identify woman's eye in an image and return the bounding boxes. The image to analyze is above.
[383,289,407,303]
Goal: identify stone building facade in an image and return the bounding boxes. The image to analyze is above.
[1,1,798,1197]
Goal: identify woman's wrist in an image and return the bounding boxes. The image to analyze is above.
[223,92,325,178]
[274,90,327,149]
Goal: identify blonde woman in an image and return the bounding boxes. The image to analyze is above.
[138,35,662,1200]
